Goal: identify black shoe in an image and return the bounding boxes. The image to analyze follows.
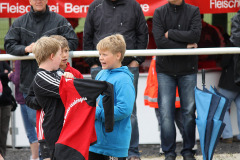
[165,155,176,160]
[183,154,196,160]
[233,136,240,142]
[221,137,233,143]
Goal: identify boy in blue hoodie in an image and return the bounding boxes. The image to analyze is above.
[89,34,135,160]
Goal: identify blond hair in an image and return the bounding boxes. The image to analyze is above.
[50,35,69,50]
[33,37,61,65]
[97,34,126,62]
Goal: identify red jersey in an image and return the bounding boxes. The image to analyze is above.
[54,77,114,160]
[36,64,83,141]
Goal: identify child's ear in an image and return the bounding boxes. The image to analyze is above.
[50,53,55,60]
[116,52,121,60]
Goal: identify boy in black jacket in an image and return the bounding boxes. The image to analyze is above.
[31,36,74,159]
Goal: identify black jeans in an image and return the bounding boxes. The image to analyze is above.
[0,105,11,158]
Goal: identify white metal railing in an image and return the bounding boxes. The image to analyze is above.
[1,47,240,61]
[4,47,240,148]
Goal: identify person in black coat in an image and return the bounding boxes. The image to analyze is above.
[218,56,240,143]
[0,61,12,158]
[218,10,240,144]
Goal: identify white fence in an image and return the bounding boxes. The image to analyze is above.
[1,47,240,61]
[3,47,240,147]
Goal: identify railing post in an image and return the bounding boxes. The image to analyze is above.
[9,60,16,149]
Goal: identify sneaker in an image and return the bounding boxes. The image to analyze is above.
[30,156,39,160]
[233,136,240,142]
[159,147,164,155]
[128,156,141,160]
[109,157,119,160]
[165,155,176,160]
[221,137,233,143]
[183,154,196,160]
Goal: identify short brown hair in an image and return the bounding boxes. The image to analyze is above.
[96,34,126,62]
[50,35,69,50]
[33,36,61,65]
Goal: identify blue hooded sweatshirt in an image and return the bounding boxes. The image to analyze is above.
[89,66,135,157]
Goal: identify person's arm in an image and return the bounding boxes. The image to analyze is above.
[83,6,98,67]
[220,54,233,69]
[134,2,149,65]
[96,82,135,122]
[34,71,74,98]
[4,20,29,56]
[152,9,187,49]
[3,61,12,73]
[25,82,42,110]
[0,62,11,78]
[59,18,79,51]
[167,8,202,43]
[8,72,16,84]
[34,72,61,99]
[230,14,240,47]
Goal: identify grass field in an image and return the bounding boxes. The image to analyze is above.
[0,18,12,50]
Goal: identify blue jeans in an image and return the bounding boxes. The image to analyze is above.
[22,94,38,144]
[128,67,140,158]
[155,107,184,136]
[157,73,196,157]
[218,88,240,140]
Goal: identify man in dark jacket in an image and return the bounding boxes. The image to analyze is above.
[4,0,78,95]
[4,0,78,159]
[83,0,148,159]
[152,0,201,160]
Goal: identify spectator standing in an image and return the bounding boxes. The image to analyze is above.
[146,18,183,155]
[4,1,78,158]
[152,0,201,160]
[217,54,240,143]
[217,11,240,143]
[8,60,39,160]
[4,0,78,96]
[83,0,148,159]
[0,61,13,159]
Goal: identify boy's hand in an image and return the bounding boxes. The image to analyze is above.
[128,60,139,67]
[25,43,35,53]
[187,43,198,48]
[63,72,74,79]
[8,71,13,78]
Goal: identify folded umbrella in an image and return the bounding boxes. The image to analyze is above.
[202,88,221,160]
[207,86,228,160]
[211,87,229,121]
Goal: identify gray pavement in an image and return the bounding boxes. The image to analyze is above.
[4,141,240,160]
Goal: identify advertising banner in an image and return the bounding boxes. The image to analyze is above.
[0,0,239,18]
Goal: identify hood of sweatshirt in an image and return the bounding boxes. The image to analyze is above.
[96,66,134,82]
